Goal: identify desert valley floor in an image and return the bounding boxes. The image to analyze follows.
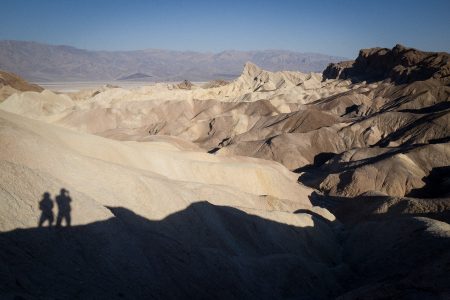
[0,44,449,299]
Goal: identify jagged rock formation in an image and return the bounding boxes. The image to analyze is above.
[2,53,448,198]
[323,44,450,84]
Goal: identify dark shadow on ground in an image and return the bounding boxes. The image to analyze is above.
[398,101,450,114]
[308,191,450,225]
[38,189,72,229]
[38,192,54,228]
[306,191,450,299]
[0,201,344,300]
[294,152,336,174]
[293,208,332,224]
[2,199,449,299]
[55,188,72,227]
[408,166,450,198]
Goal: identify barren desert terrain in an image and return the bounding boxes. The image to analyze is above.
[0,44,449,299]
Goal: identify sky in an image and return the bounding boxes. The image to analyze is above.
[0,0,449,58]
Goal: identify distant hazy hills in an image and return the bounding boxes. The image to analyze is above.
[117,72,153,81]
[0,40,345,82]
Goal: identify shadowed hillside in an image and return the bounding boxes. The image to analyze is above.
[2,201,449,299]
[1,201,343,300]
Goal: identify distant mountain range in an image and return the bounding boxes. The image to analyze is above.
[117,72,153,81]
[0,40,346,82]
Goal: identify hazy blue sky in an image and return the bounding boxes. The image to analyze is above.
[0,0,449,57]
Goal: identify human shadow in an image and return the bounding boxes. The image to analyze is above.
[38,192,54,228]
[55,188,72,227]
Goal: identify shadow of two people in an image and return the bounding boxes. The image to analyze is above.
[38,188,72,227]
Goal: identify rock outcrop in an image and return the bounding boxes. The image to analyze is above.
[176,79,194,90]
[323,44,450,84]
[0,70,43,101]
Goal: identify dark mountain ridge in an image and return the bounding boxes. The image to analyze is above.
[323,44,450,84]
